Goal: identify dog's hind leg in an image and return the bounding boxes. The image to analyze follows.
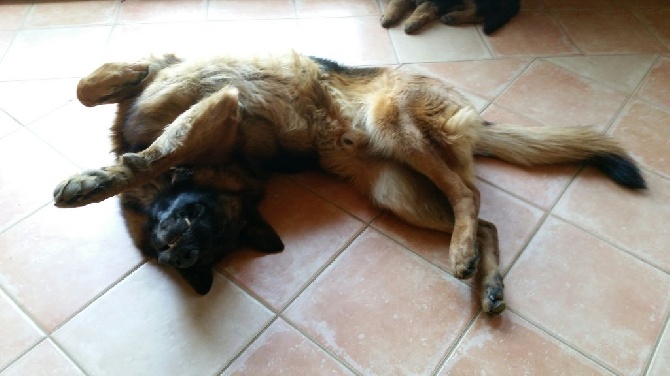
[54,86,240,208]
[364,162,504,313]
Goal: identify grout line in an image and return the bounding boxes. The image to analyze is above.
[214,314,283,376]
[275,315,361,375]
[546,9,585,56]
[217,224,371,374]
[506,307,622,375]
[642,305,670,375]
[431,310,482,375]
[0,337,48,374]
[550,209,669,276]
[44,260,150,375]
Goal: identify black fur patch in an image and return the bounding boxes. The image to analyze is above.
[587,153,646,189]
[309,56,381,77]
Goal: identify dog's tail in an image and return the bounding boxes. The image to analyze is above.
[474,123,646,189]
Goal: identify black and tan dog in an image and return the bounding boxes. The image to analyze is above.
[53,52,645,314]
[381,0,520,34]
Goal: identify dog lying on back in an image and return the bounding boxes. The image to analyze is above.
[123,165,284,294]
[54,52,644,314]
[381,0,520,34]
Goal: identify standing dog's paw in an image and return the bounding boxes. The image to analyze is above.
[53,170,114,208]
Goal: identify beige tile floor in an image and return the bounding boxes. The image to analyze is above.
[0,1,669,375]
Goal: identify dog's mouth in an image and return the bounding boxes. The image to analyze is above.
[155,217,202,268]
[157,248,199,268]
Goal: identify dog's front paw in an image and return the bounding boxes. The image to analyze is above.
[53,170,114,208]
[53,166,132,208]
[440,14,457,25]
[452,250,480,280]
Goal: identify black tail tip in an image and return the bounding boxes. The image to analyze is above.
[587,153,646,190]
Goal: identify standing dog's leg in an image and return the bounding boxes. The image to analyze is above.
[380,0,414,28]
[403,1,441,34]
[53,86,240,208]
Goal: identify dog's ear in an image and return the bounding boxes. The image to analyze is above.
[178,266,214,295]
[240,208,284,253]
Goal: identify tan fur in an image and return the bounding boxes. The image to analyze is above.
[54,52,641,314]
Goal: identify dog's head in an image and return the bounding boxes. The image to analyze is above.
[145,185,283,293]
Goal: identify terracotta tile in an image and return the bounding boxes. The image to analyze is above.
[203,20,300,56]
[371,211,453,271]
[543,0,621,9]
[219,176,365,310]
[0,199,144,331]
[505,217,670,375]
[440,311,610,375]
[53,264,273,375]
[2,339,84,376]
[485,12,579,57]
[610,100,670,178]
[495,60,628,130]
[0,2,30,30]
[0,27,110,80]
[555,10,667,54]
[297,17,397,66]
[223,318,352,375]
[477,105,578,210]
[292,171,379,223]
[635,8,670,49]
[0,30,14,59]
[554,167,670,272]
[25,1,118,28]
[0,108,20,139]
[295,0,380,17]
[285,228,477,375]
[638,57,670,108]
[476,181,545,271]
[0,79,78,125]
[648,322,670,376]
[0,129,77,233]
[208,0,296,20]
[107,20,300,61]
[117,0,207,23]
[372,180,544,273]
[389,22,491,63]
[105,22,207,61]
[29,100,118,168]
[544,54,656,94]
[0,290,43,370]
[408,58,531,99]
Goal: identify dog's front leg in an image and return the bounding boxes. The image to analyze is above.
[54,86,241,208]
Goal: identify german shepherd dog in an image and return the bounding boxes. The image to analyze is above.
[381,0,520,34]
[53,52,645,314]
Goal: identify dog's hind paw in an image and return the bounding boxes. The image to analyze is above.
[481,273,506,315]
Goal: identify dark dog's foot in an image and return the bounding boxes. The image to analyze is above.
[54,169,117,208]
[404,21,422,34]
[481,272,506,314]
[440,14,458,25]
[380,14,401,28]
